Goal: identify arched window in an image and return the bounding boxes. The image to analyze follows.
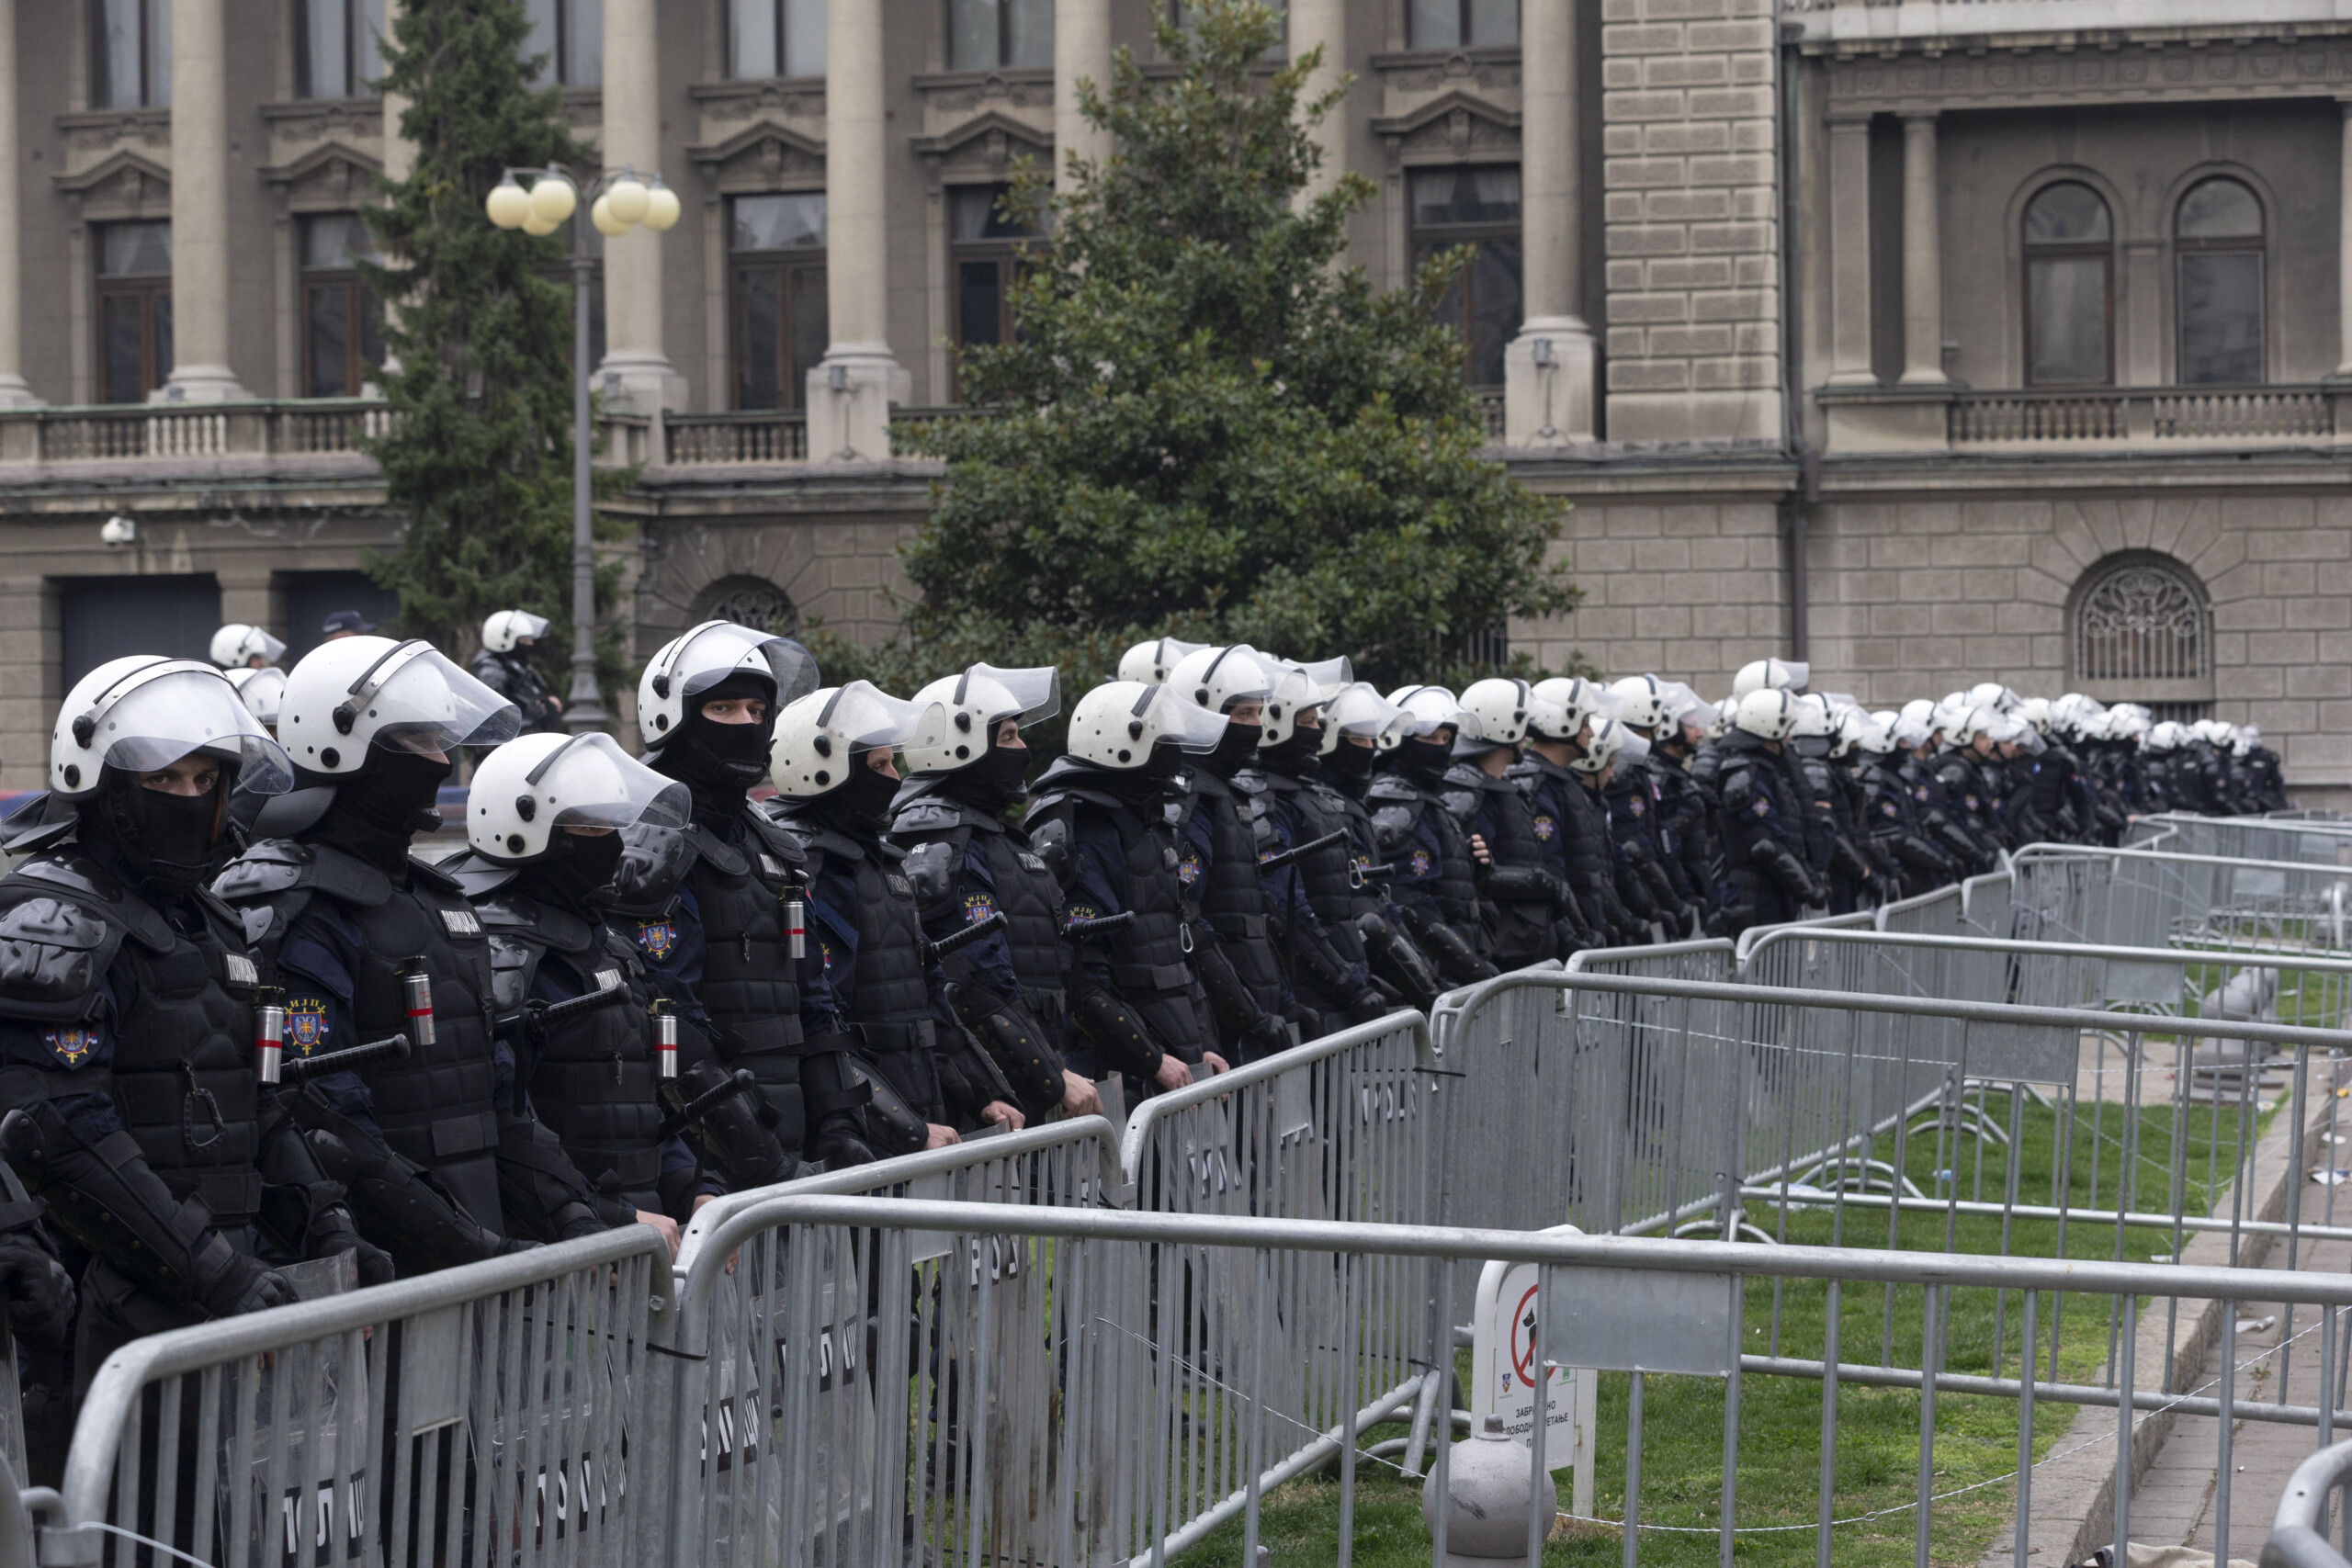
[2176,177,2265,387]
[2073,555,2210,688]
[2023,182,2113,387]
[691,575,801,637]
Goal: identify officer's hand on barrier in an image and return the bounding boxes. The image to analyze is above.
[635,1211,681,1260]
[1060,1071,1103,1118]
[924,1122,961,1150]
[209,1253,299,1318]
[980,1100,1026,1134]
[1155,1056,1193,1092]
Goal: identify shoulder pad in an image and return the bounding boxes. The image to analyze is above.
[900,839,959,919]
[1026,814,1078,890]
[1230,767,1268,798]
[890,796,968,836]
[406,853,468,897]
[684,821,749,878]
[246,786,337,841]
[1442,761,1485,788]
[216,840,394,909]
[742,807,808,866]
[612,820,698,913]
[1370,803,1416,852]
[486,932,539,1013]
[0,792,74,856]
[1365,774,1420,805]
[442,852,525,900]
[11,852,174,952]
[0,893,121,1018]
[1440,786,1479,821]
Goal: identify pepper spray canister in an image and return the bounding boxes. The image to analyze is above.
[784,887,807,961]
[396,957,436,1048]
[650,999,679,1081]
[254,987,286,1085]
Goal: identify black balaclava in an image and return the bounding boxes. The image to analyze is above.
[1321,738,1375,790]
[316,748,452,873]
[650,671,778,816]
[1261,725,1321,778]
[1100,740,1184,805]
[85,764,229,898]
[944,739,1030,815]
[1385,733,1453,786]
[1194,716,1261,782]
[809,750,902,840]
[521,829,628,918]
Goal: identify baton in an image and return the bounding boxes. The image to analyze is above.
[492,979,634,1036]
[926,909,1009,962]
[1254,829,1348,874]
[1062,910,1136,941]
[279,1032,413,1085]
[657,1067,761,1142]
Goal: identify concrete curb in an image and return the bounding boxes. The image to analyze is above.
[1976,1066,2339,1568]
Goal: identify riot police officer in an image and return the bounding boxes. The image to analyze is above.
[1517,679,1638,950]
[1369,686,1498,987]
[1308,682,1445,1013]
[1604,677,1705,933]
[615,621,867,1169]
[1934,708,2009,855]
[470,610,565,734]
[216,636,597,1274]
[0,660,323,1387]
[1442,678,1568,970]
[767,682,1025,1147]
[1714,689,1826,935]
[447,734,699,1244]
[1026,682,1230,1097]
[210,624,287,672]
[893,664,1101,1124]
[1853,713,1957,897]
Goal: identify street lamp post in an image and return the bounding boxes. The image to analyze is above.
[485,164,681,733]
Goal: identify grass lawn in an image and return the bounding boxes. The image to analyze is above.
[1175,1082,2282,1568]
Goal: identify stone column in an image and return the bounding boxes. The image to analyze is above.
[2336,100,2352,379]
[160,0,249,401]
[1825,113,1874,387]
[807,0,907,459]
[0,0,38,405]
[1898,110,1950,387]
[1054,0,1113,194]
[1289,0,1346,208]
[597,0,684,411]
[1502,0,1595,446]
[377,0,410,382]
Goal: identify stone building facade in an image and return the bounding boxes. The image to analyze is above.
[0,0,2342,806]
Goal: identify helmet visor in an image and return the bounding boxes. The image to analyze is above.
[1389,686,1470,738]
[965,663,1060,728]
[349,643,523,754]
[1287,656,1354,697]
[816,682,949,754]
[85,663,295,795]
[1137,683,1229,753]
[673,623,820,708]
[526,732,692,832]
[231,666,288,728]
[1320,682,1412,747]
[512,613,551,642]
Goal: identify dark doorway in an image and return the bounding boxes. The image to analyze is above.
[58,573,220,690]
[282,570,401,665]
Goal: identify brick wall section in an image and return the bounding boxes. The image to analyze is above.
[1600,0,1783,445]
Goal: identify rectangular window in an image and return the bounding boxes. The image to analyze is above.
[91,0,169,109]
[297,0,387,98]
[949,0,1052,71]
[1408,0,1518,49]
[2025,254,2110,387]
[729,0,826,79]
[96,220,172,405]
[948,184,1047,395]
[730,194,828,411]
[1411,165,1521,388]
[522,0,601,86]
[300,215,386,397]
[2177,251,2263,387]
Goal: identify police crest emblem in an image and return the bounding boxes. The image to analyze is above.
[1177,851,1203,886]
[284,997,329,1058]
[1408,849,1433,877]
[1532,815,1556,841]
[638,921,678,961]
[44,1028,96,1067]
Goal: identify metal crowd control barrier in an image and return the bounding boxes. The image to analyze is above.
[2267,1437,2352,1568]
[39,1226,671,1568]
[2015,842,2352,954]
[2136,814,2352,869]
[711,1194,2352,1568]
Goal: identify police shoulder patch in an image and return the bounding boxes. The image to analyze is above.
[1752,798,1770,817]
[43,1027,97,1067]
[283,996,331,1058]
[636,920,679,961]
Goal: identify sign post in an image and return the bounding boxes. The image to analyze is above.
[1469,1235,1597,1519]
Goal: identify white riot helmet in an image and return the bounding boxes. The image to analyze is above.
[1659,682,1717,740]
[2194,717,2233,747]
[1531,676,1610,739]
[209,624,287,670]
[2147,721,2184,751]
[1948,706,1996,749]
[1892,705,1934,750]
[635,620,820,745]
[278,637,520,776]
[1066,680,1229,769]
[768,683,947,798]
[1317,682,1413,755]
[2016,696,2053,735]
[467,731,690,863]
[1386,684,1471,741]
[481,610,551,655]
[1606,674,1668,732]
[1260,663,1326,749]
[1457,677,1533,751]
[1116,637,1208,685]
[1732,688,1798,742]
[51,656,295,800]
[1568,716,1627,775]
[1788,694,1836,740]
[1827,705,1868,758]
[1854,713,1898,755]
[227,666,288,729]
[1731,658,1808,699]
[1966,682,2019,715]
[903,664,1060,773]
[1167,644,1276,716]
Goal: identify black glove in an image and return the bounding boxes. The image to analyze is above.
[0,1235,75,1348]
[808,1111,877,1169]
[309,1206,395,1289]
[1237,1010,1293,1064]
[196,1243,297,1319]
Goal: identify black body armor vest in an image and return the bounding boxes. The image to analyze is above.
[1185,773,1283,1013]
[890,784,1067,1010]
[1367,773,1481,925]
[781,815,942,1119]
[1259,768,1369,963]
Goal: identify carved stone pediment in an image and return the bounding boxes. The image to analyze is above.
[259,98,387,154]
[910,109,1051,183]
[688,120,828,190]
[1370,90,1522,163]
[52,148,172,217]
[258,141,385,210]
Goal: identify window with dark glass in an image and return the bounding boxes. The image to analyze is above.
[2176,178,2264,388]
[949,185,1046,394]
[521,0,601,85]
[729,0,825,79]
[2023,181,2113,388]
[91,0,169,109]
[297,0,386,98]
[1412,165,1521,388]
[96,221,171,405]
[300,216,385,397]
[729,194,828,412]
[1408,0,1518,49]
[950,0,1052,70]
